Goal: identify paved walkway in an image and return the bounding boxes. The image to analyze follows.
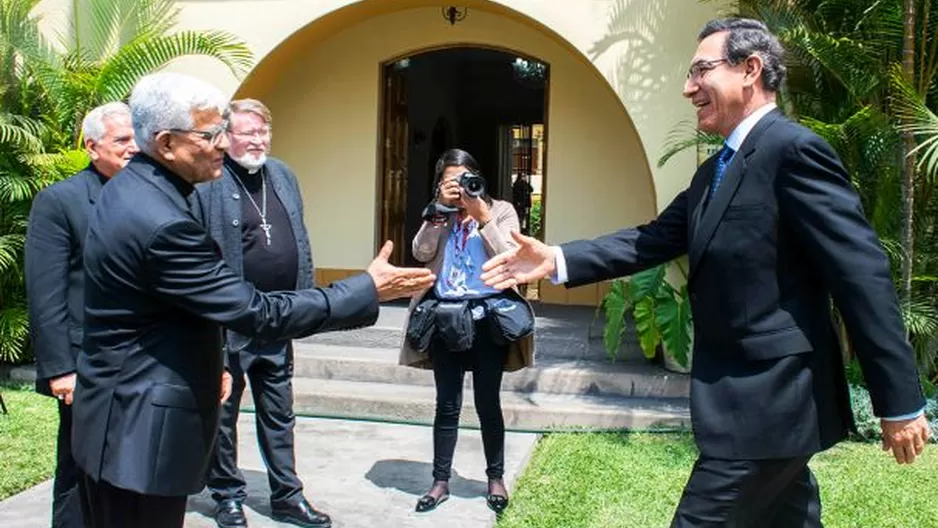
[0,414,539,528]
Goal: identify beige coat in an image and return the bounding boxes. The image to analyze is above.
[398,199,536,372]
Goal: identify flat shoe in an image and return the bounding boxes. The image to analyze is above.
[415,492,450,512]
[486,493,509,514]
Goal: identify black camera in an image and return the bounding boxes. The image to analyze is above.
[458,171,486,198]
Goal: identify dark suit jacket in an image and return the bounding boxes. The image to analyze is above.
[73,153,379,496]
[25,165,105,397]
[195,156,315,352]
[562,109,925,460]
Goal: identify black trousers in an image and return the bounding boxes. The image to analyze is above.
[51,399,83,528]
[430,318,508,482]
[671,455,822,527]
[207,340,304,507]
[77,470,186,528]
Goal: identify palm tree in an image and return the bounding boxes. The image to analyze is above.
[657,0,938,386]
[0,0,254,363]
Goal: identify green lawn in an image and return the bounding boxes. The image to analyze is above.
[498,432,938,528]
[3,382,938,527]
[0,381,58,500]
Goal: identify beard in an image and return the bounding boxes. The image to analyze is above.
[232,151,267,172]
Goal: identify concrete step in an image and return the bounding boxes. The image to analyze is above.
[292,342,689,399]
[298,321,646,362]
[301,309,645,363]
[244,378,690,432]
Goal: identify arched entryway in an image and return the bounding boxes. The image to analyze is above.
[378,46,549,270]
[232,0,657,305]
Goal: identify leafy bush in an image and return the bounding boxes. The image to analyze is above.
[849,384,938,444]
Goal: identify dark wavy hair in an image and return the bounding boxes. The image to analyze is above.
[432,148,493,205]
[699,17,787,93]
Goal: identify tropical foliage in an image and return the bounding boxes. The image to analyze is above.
[597,262,692,369]
[649,0,938,387]
[0,0,253,363]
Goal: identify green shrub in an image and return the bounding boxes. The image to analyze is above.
[849,384,938,444]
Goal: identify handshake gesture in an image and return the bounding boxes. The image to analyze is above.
[367,241,436,301]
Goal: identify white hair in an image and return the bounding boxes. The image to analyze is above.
[81,101,132,143]
[129,72,228,154]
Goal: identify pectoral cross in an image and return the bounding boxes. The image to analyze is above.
[260,222,272,245]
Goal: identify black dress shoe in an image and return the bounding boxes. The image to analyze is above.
[215,499,247,528]
[270,499,332,528]
[415,492,450,512]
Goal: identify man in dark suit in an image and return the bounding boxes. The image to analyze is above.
[25,101,139,528]
[197,98,328,528]
[481,18,930,526]
[72,71,434,528]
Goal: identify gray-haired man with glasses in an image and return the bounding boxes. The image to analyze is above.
[73,74,433,528]
[196,98,327,528]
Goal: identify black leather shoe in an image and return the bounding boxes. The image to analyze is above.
[271,499,332,528]
[215,499,247,528]
[415,492,450,512]
[486,493,509,514]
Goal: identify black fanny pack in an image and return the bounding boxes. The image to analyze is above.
[482,295,534,346]
[406,292,534,352]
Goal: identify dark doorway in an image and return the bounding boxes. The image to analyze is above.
[378,47,549,277]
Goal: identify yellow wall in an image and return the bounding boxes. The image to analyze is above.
[32,0,727,280]
[162,0,726,210]
[244,6,656,269]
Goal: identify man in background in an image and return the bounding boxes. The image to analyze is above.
[198,98,328,528]
[25,101,138,528]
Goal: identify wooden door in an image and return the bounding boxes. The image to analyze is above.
[379,65,408,267]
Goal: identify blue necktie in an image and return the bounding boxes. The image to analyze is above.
[709,144,735,200]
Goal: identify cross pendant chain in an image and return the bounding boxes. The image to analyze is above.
[235,170,272,246]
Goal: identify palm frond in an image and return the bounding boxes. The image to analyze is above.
[0,233,25,276]
[95,30,253,103]
[880,236,906,265]
[128,0,179,43]
[903,297,938,338]
[0,304,30,364]
[82,0,178,61]
[0,112,44,151]
[85,0,143,60]
[656,120,723,168]
[891,65,938,182]
[782,26,884,102]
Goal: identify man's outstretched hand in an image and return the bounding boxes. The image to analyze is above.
[367,241,436,302]
[481,231,556,290]
[881,414,931,464]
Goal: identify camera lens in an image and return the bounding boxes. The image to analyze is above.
[459,171,485,198]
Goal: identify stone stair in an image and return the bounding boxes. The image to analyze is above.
[242,301,691,432]
[2,302,692,432]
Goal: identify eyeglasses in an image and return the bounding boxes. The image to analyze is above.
[686,58,729,80]
[167,124,228,146]
[230,128,271,140]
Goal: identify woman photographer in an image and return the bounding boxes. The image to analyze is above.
[400,148,535,515]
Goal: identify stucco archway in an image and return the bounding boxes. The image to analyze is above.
[231,0,658,305]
